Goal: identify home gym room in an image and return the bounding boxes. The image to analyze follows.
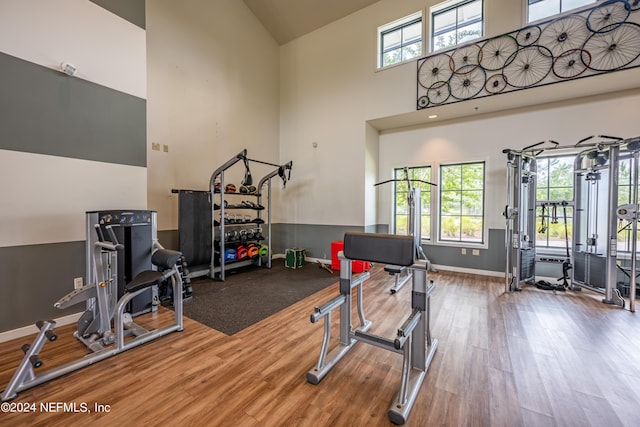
[1,0,639,425]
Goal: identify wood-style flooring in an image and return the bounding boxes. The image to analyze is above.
[1,267,639,426]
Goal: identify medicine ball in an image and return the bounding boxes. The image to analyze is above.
[259,245,268,257]
[247,244,259,258]
[237,245,248,260]
[239,185,249,194]
[224,248,237,262]
[248,185,257,194]
[225,183,236,193]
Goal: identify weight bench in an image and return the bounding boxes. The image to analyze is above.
[384,264,413,293]
[307,232,438,425]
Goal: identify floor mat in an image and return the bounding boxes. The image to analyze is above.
[179,261,337,335]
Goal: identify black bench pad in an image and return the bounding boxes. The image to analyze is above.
[344,232,414,267]
[125,270,164,293]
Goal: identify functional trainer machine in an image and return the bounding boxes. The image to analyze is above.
[375,167,435,293]
[1,210,185,402]
[307,232,437,425]
[503,136,640,311]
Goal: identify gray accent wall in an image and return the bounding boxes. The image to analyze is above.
[271,224,507,273]
[0,242,85,332]
[0,52,146,167]
[90,0,146,29]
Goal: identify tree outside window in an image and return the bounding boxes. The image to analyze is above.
[394,166,431,239]
[439,162,485,243]
[616,158,640,252]
[379,14,423,68]
[535,156,574,248]
[431,0,483,52]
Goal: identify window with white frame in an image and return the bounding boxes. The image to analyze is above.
[439,161,485,243]
[527,0,597,23]
[535,155,574,249]
[616,157,640,253]
[393,166,432,240]
[378,12,423,69]
[431,0,483,52]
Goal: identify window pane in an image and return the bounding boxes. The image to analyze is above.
[548,187,572,200]
[563,0,594,12]
[379,13,423,68]
[441,216,461,240]
[457,21,482,44]
[461,216,483,241]
[439,161,484,243]
[422,215,431,239]
[529,0,560,22]
[382,49,401,67]
[383,29,401,50]
[393,166,431,238]
[434,9,457,34]
[403,21,422,44]
[535,155,575,249]
[396,215,408,235]
[402,41,422,61]
[433,29,458,51]
[421,191,431,214]
[441,165,462,190]
[548,158,573,187]
[461,191,483,214]
[463,163,484,189]
[442,190,462,214]
[459,0,482,25]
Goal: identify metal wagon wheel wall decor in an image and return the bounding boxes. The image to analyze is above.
[416,0,640,110]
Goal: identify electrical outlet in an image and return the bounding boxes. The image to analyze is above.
[74,277,83,289]
[472,249,480,256]
[151,142,160,151]
[461,248,467,255]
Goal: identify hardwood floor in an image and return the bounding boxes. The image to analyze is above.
[1,267,639,426]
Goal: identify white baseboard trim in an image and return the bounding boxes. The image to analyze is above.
[0,312,82,343]
[431,264,505,278]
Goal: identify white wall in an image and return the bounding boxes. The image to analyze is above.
[146,0,281,231]
[0,0,146,247]
[278,0,640,231]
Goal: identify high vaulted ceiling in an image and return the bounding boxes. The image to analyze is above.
[243,0,381,45]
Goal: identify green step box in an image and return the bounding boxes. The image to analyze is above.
[285,248,306,269]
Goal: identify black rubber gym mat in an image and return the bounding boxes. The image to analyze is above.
[175,262,338,335]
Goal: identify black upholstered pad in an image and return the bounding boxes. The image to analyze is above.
[343,232,414,266]
[125,270,164,293]
[151,249,182,270]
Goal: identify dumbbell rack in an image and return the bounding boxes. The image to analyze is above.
[213,183,271,281]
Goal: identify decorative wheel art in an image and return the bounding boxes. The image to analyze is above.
[449,65,486,100]
[427,81,451,105]
[449,43,482,73]
[586,0,631,33]
[479,35,519,71]
[552,48,591,78]
[416,2,640,110]
[503,46,553,88]
[484,73,508,94]
[539,15,590,57]
[418,53,452,89]
[516,25,542,46]
[582,22,640,71]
